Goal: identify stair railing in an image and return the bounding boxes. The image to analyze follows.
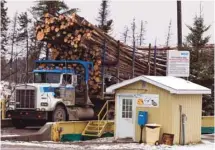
[97,100,114,134]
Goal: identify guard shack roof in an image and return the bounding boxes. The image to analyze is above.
[106,76,211,94]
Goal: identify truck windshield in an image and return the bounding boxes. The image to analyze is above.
[34,73,61,83]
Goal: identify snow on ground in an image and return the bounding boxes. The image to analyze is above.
[1,134,19,137]
[0,81,12,99]
[0,139,214,150]
[84,137,114,143]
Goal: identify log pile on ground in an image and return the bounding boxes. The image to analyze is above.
[35,13,168,96]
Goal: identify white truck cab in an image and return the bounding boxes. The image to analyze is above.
[6,60,94,129]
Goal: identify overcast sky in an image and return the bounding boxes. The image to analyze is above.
[6,0,215,47]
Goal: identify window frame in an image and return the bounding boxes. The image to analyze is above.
[62,73,72,85]
[122,99,133,119]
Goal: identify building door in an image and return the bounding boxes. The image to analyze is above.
[117,96,135,140]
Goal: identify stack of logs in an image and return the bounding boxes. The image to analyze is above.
[36,13,168,96]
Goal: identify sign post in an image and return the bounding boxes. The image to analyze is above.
[167,50,190,77]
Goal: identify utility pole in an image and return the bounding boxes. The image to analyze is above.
[26,22,29,83]
[177,0,182,50]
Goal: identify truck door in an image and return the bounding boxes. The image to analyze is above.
[75,74,87,105]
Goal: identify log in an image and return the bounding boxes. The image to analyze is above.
[35,12,168,96]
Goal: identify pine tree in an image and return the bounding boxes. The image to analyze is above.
[186,16,210,62]
[30,0,77,60]
[31,0,69,19]
[1,0,10,55]
[96,0,113,33]
[185,13,213,115]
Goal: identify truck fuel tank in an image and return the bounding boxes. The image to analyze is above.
[67,107,94,120]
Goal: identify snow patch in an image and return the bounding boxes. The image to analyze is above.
[1,139,214,150]
[1,134,19,137]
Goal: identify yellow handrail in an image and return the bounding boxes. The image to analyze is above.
[97,100,114,135]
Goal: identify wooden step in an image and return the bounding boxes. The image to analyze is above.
[85,129,100,133]
[89,121,106,126]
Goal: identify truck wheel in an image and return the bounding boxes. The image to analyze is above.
[52,105,67,122]
[12,119,26,129]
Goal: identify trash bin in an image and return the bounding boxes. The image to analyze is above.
[145,124,161,145]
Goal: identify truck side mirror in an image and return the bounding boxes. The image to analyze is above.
[72,75,77,86]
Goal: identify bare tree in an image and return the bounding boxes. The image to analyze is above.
[131,18,136,77]
[165,19,172,47]
[9,12,18,85]
[17,12,32,82]
[139,20,146,46]
[122,26,129,43]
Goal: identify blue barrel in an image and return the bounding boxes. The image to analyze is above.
[138,111,148,126]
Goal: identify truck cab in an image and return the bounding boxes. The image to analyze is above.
[6,60,94,129]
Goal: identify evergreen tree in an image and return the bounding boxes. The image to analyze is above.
[1,0,10,55]
[31,0,69,19]
[185,14,213,115]
[186,16,210,62]
[30,0,77,60]
[96,0,113,33]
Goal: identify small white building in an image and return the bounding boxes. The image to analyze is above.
[106,76,211,144]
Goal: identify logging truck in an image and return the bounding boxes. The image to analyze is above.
[6,60,105,129]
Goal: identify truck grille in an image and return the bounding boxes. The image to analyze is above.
[16,89,35,109]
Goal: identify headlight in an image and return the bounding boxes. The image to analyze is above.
[41,102,48,106]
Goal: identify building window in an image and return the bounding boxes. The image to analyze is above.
[122,99,132,118]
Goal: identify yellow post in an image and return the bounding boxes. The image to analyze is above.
[98,115,99,134]
[0,100,1,119]
[1,99,6,120]
[107,101,109,120]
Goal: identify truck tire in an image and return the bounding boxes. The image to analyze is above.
[52,105,67,122]
[12,119,26,129]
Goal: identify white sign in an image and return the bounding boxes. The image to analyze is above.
[135,94,159,107]
[167,50,190,77]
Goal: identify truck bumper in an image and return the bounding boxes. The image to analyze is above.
[6,110,48,120]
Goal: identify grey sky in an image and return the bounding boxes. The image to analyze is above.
[6,0,214,46]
